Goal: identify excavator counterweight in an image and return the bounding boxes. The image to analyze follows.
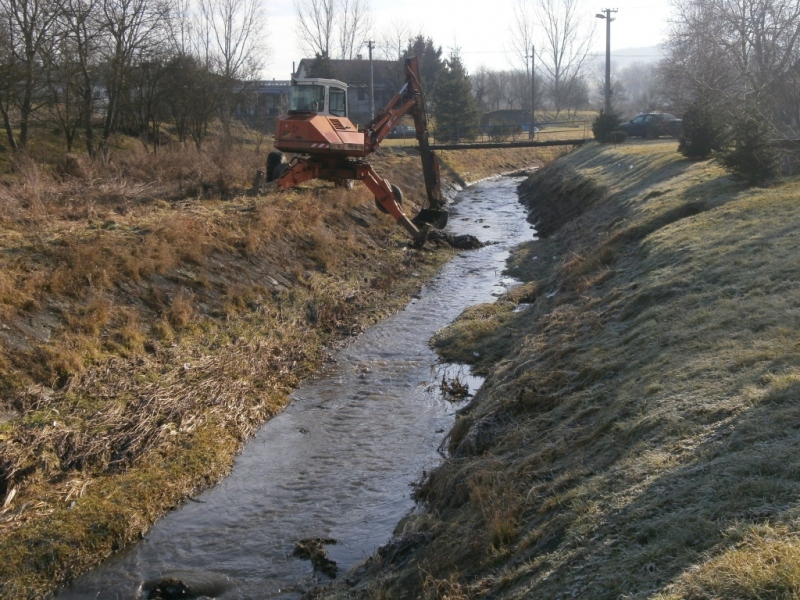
[263,57,447,246]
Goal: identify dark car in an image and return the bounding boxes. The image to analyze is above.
[619,113,683,139]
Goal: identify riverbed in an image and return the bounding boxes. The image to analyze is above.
[56,174,536,599]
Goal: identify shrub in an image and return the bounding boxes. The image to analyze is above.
[484,117,522,142]
[719,112,780,185]
[678,98,726,160]
[592,110,622,143]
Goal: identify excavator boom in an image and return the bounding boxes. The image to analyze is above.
[362,58,443,210]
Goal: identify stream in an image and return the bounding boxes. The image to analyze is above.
[56,174,536,599]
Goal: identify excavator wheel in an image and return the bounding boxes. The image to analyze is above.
[266,151,285,182]
[272,163,290,182]
[375,183,403,214]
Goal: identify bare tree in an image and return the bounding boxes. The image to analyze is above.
[198,0,266,140]
[338,0,370,59]
[377,17,411,60]
[509,0,535,72]
[0,16,20,149]
[597,61,663,117]
[165,0,192,55]
[536,0,594,116]
[663,0,800,133]
[127,49,169,151]
[294,0,334,57]
[43,19,84,152]
[0,0,64,149]
[97,0,169,155]
[59,0,101,156]
[295,0,371,60]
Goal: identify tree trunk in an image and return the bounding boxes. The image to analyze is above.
[0,101,18,151]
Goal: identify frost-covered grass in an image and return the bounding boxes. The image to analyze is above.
[321,140,800,599]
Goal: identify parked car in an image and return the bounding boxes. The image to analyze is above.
[386,124,416,139]
[619,113,683,139]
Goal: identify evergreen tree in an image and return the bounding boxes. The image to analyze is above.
[432,50,480,143]
[308,53,337,79]
[592,109,623,143]
[678,95,727,160]
[403,36,444,95]
[720,110,780,185]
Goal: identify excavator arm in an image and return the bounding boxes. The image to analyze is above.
[362,57,444,212]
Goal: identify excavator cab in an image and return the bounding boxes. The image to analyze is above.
[289,79,348,118]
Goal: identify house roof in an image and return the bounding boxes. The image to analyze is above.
[296,58,402,87]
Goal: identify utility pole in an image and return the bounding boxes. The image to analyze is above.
[367,40,375,116]
[596,8,617,114]
[530,45,535,139]
[525,48,533,139]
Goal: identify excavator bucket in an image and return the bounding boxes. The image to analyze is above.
[412,208,449,230]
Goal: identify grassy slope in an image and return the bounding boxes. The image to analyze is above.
[320,140,800,599]
[0,140,550,599]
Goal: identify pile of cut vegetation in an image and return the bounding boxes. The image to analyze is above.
[319,140,800,599]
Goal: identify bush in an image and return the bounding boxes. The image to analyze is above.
[678,99,726,160]
[592,110,622,143]
[719,112,780,185]
[484,117,522,142]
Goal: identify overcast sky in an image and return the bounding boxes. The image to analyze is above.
[262,0,671,80]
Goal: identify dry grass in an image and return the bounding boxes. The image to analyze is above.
[317,140,800,599]
[0,135,547,598]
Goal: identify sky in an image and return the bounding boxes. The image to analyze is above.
[261,0,672,80]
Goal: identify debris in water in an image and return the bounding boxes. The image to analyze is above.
[440,374,470,401]
[429,231,484,249]
[293,537,338,578]
[141,570,231,599]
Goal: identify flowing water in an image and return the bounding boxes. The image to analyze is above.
[57,175,536,599]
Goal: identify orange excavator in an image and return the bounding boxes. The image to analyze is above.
[264,56,448,246]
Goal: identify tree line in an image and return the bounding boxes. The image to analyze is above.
[586,0,800,184]
[295,0,602,127]
[0,0,266,156]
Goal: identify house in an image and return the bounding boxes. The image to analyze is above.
[234,80,292,129]
[232,58,404,130]
[294,57,404,125]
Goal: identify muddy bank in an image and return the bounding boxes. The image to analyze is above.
[0,145,547,598]
[315,140,800,599]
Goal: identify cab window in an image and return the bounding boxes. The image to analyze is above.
[329,87,347,117]
[290,84,326,112]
